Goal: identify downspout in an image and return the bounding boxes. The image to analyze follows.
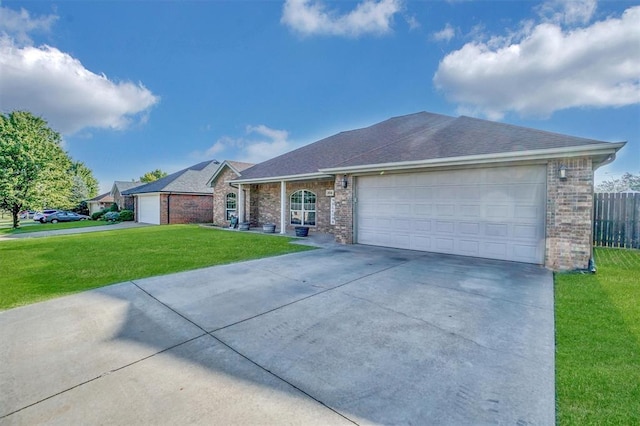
[587,154,617,273]
[167,192,172,224]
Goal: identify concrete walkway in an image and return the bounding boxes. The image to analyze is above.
[0,221,152,240]
[0,246,555,425]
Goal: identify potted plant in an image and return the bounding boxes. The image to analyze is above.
[262,223,276,233]
[238,222,250,231]
[295,226,309,237]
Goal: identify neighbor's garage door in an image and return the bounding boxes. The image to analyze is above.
[137,194,160,225]
[356,165,546,264]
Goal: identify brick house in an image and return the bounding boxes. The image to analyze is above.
[207,160,255,227]
[111,181,143,211]
[123,160,219,225]
[86,192,114,215]
[213,111,625,271]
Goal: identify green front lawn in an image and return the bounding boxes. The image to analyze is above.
[0,219,109,235]
[555,247,640,425]
[0,225,313,310]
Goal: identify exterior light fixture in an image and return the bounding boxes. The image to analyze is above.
[559,165,567,180]
[341,175,348,189]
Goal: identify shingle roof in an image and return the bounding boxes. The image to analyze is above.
[237,111,620,181]
[112,181,143,194]
[122,160,219,195]
[86,192,113,202]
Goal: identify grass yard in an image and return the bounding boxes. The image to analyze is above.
[555,247,640,425]
[0,225,313,310]
[0,219,109,235]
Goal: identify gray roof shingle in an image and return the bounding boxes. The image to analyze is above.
[237,111,619,180]
[122,160,219,195]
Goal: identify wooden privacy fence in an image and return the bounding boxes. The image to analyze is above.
[593,193,640,249]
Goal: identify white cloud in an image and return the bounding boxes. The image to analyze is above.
[537,0,597,25]
[0,6,57,44]
[0,7,159,135]
[281,0,403,37]
[433,23,455,42]
[433,5,640,119]
[204,125,293,164]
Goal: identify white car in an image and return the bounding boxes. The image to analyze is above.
[33,210,58,222]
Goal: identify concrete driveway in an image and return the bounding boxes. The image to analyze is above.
[0,245,555,425]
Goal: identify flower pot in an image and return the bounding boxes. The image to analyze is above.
[238,222,250,231]
[262,224,276,233]
[295,226,309,237]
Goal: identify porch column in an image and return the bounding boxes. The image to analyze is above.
[280,180,286,234]
[237,183,245,223]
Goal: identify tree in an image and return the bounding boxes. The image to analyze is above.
[140,169,167,183]
[596,172,640,193]
[0,111,73,228]
[70,161,99,201]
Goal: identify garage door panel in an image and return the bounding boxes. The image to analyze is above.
[410,235,430,251]
[413,204,432,216]
[459,240,480,256]
[436,204,455,216]
[435,221,454,233]
[459,222,480,235]
[434,238,454,251]
[356,165,546,264]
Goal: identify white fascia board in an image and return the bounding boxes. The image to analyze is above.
[232,172,334,184]
[319,142,626,174]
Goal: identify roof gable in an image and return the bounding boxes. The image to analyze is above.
[123,160,220,195]
[206,160,255,186]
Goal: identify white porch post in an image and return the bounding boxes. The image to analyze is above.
[237,184,245,223]
[280,181,286,234]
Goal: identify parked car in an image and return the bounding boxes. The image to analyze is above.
[40,211,90,223]
[19,210,36,219]
[33,210,58,222]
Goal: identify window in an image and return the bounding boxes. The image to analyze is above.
[225,192,237,220]
[290,190,316,226]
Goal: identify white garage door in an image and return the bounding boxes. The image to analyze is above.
[137,194,160,225]
[356,165,546,264]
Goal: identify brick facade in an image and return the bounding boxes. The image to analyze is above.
[212,167,247,227]
[247,179,335,233]
[545,157,594,270]
[159,193,213,224]
[334,174,354,244]
[221,162,596,271]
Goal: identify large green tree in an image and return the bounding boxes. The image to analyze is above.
[140,168,168,182]
[0,111,73,228]
[69,161,99,205]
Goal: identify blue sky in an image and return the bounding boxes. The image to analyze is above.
[1,0,638,194]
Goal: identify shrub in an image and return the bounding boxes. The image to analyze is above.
[119,210,134,221]
[110,203,119,212]
[104,211,120,222]
[91,207,111,221]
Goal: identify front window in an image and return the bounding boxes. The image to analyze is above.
[226,193,237,220]
[290,190,316,226]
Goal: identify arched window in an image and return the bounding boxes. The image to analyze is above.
[290,190,316,226]
[226,193,237,220]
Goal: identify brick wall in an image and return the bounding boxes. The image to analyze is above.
[159,193,213,224]
[212,168,242,226]
[249,180,335,233]
[545,157,594,270]
[334,174,353,244]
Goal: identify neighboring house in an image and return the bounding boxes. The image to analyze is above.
[111,181,144,211]
[122,160,219,225]
[220,111,625,271]
[86,192,114,215]
[206,160,255,226]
